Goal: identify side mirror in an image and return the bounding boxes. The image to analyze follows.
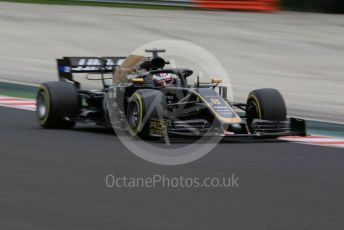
[211,78,222,84]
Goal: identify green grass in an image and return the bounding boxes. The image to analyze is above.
[0,0,191,10]
[0,82,37,99]
[307,120,344,138]
[0,91,36,99]
[282,0,344,13]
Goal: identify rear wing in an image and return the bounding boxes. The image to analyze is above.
[57,57,126,81]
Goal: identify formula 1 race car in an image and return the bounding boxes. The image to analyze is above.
[36,49,306,139]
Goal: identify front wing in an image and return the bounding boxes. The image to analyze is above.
[163,117,306,138]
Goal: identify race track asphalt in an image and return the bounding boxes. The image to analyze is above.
[0,106,343,230]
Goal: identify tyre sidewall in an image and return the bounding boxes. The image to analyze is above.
[127,89,166,139]
[247,88,287,121]
[37,81,78,128]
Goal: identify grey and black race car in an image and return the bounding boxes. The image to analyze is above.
[36,49,306,139]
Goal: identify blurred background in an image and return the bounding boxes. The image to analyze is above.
[283,0,344,13]
[2,0,344,12]
[0,0,343,123]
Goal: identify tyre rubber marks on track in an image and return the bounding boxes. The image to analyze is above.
[0,95,343,148]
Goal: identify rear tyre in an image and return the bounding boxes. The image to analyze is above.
[127,89,166,140]
[246,88,287,131]
[36,81,78,129]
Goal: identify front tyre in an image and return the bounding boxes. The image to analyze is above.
[36,81,78,129]
[246,88,287,131]
[127,89,166,140]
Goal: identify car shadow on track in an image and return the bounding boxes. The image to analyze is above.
[71,125,285,145]
[73,125,115,135]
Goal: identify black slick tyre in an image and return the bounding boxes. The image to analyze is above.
[36,81,78,129]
